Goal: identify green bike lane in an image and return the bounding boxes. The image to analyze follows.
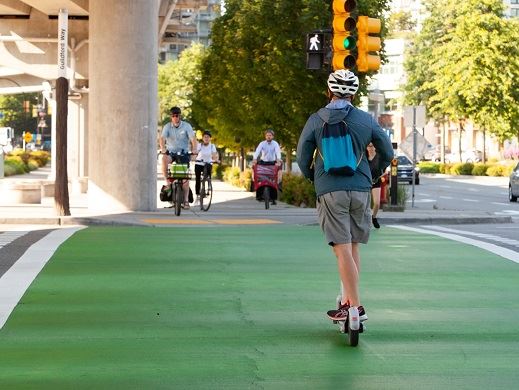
[0,225,518,389]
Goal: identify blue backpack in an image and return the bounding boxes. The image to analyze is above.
[318,120,361,176]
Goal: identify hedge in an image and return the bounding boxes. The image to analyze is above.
[3,150,50,176]
[418,161,516,177]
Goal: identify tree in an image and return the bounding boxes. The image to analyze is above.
[0,93,39,141]
[158,43,207,126]
[404,0,519,144]
[192,0,390,158]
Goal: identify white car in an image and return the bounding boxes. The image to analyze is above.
[445,149,483,163]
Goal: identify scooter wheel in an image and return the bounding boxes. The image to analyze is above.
[348,319,359,347]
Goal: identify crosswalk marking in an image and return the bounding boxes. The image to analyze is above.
[0,231,27,249]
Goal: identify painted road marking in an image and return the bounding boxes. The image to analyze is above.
[439,196,453,199]
[462,198,479,202]
[390,225,519,264]
[0,227,85,330]
[494,210,519,215]
[492,202,510,206]
[142,218,282,225]
[0,231,27,249]
[426,225,519,248]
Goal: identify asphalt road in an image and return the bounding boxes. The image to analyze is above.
[405,174,519,216]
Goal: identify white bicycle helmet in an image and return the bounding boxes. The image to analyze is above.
[327,69,359,98]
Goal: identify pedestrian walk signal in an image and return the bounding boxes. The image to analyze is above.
[306,33,326,70]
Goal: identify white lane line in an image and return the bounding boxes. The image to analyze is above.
[389,225,519,264]
[439,196,453,199]
[462,199,479,202]
[492,202,510,206]
[426,225,519,248]
[0,227,85,330]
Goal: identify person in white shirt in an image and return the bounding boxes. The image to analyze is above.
[252,129,282,166]
[194,131,219,199]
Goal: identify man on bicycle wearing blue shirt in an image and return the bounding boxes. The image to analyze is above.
[160,106,197,209]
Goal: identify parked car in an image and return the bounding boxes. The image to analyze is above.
[445,149,483,163]
[509,162,519,202]
[396,154,420,185]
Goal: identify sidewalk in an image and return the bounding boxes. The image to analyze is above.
[0,167,514,226]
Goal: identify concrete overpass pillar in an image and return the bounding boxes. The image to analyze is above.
[88,0,158,211]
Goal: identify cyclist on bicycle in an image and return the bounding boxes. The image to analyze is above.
[159,106,197,209]
[252,129,282,167]
[194,130,219,202]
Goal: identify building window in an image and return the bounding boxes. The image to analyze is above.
[511,0,519,4]
[511,8,519,17]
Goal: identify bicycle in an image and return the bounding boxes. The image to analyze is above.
[252,162,280,209]
[160,151,192,216]
[196,161,216,212]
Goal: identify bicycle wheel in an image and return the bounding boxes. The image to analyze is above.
[200,178,213,212]
[263,186,270,209]
[174,182,182,216]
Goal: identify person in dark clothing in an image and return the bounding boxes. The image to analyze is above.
[367,143,383,229]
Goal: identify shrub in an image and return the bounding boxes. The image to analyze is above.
[418,162,440,173]
[29,151,50,167]
[486,164,506,177]
[4,156,27,175]
[280,173,316,207]
[397,185,408,207]
[471,163,488,176]
[438,163,452,174]
[222,166,252,190]
[450,162,473,175]
[214,163,228,180]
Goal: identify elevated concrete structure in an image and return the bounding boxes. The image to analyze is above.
[0,0,215,212]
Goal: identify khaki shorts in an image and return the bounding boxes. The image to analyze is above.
[317,191,371,246]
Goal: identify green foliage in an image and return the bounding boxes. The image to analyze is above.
[192,0,390,152]
[417,162,440,173]
[450,162,474,175]
[397,185,408,207]
[3,150,50,176]
[438,163,452,174]
[280,173,316,207]
[404,0,519,141]
[4,155,28,174]
[158,43,207,127]
[471,163,488,176]
[0,93,39,139]
[222,166,252,190]
[486,164,507,177]
[28,151,50,167]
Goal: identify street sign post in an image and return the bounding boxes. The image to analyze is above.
[403,105,426,208]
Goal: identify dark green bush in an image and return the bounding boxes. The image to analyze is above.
[450,162,474,175]
[471,163,488,176]
[280,173,316,207]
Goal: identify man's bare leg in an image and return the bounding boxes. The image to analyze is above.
[333,243,360,307]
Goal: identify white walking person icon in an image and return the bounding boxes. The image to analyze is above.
[309,34,320,51]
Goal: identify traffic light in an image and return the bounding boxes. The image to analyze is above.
[332,0,358,71]
[356,16,381,72]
